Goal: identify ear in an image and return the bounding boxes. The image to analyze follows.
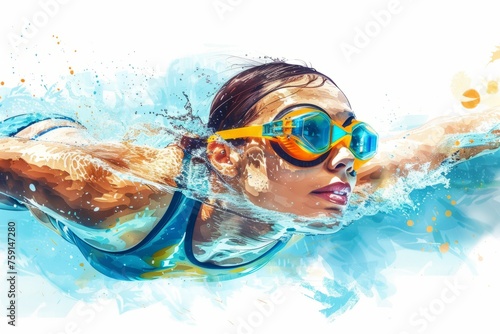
[206,142,240,178]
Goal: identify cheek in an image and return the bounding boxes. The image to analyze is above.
[265,157,319,192]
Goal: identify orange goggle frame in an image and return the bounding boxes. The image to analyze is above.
[208,106,378,169]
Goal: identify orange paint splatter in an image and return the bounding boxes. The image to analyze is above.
[461,89,480,109]
[454,140,460,146]
[0,81,4,85]
[407,219,414,227]
[70,70,74,75]
[445,210,452,217]
[426,226,433,233]
[446,195,451,199]
[432,216,437,221]
[451,200,456,205]
[79,263,84,267]
[20,78,25,83]
[439,242,449,253]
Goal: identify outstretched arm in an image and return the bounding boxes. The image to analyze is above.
[0,137,184,229]
[356,106,500,193]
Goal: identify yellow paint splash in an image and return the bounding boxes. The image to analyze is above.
[445,210,452,217]
[145,244,178,267]
[489,46,500,63]
[439,242,449,253]
[487,80,498,94]
[407,219,414,227]
[426,226,433,233]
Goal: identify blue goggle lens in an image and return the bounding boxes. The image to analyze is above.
[351,124,378,159]
[291,112,332,153]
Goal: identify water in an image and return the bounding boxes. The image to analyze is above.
[0,55,499,321]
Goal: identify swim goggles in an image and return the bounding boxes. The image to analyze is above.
[208,105,378,170]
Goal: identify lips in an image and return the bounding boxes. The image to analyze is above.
[310,182,351,206]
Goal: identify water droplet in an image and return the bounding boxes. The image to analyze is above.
[94,207,100,212]
[29,183,36,192]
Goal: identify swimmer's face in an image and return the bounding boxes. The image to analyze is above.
[208,76,357,218]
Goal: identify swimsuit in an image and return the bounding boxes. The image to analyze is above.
[0,113,292,281]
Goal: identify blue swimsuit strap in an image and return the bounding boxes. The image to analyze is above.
[0,112,81,137]
[61,192,200,280]
[60,191,290,281]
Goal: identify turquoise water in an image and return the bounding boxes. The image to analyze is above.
[0,56,499,320]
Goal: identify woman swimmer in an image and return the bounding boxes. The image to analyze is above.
[0,62,499,280]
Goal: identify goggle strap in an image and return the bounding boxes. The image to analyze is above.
[209,125,264,142]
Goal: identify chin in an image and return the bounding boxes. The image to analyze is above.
[294,205,346,219]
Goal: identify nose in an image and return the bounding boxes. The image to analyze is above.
[326,146,355,174]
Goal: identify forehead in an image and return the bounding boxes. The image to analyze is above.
[250,76,354,125]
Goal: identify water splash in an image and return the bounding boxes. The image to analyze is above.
[0,55,499,321]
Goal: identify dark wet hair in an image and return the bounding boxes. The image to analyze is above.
[208,62,343,132]
[181,62,345,154]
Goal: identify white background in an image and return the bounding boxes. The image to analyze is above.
[1,0,500,333]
